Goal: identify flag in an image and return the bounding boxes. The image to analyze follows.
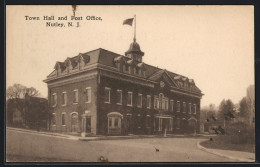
[123,18,134,26]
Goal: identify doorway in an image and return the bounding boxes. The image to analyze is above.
[71,113,78,132]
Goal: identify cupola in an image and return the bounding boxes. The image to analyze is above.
[125,39,144,62]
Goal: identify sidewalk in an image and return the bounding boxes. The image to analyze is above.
[7,127,216,141]
[197,140,255,162]
[7,127,79,140]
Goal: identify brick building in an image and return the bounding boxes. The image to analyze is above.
[44,40,203,136]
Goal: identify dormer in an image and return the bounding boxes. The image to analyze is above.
[77,53,85,70]
[65,58,73,73]
[137,62,146,77]
[54,62,64,75]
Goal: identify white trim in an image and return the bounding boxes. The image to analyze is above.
[146,95,151,109]
[189,103,192,114]
[193,104,197,114]
[176,118,180,129]
[170,99,174,112]
[177,101,180,112]
[188,117,197,122]
[170,89,202,99]
[107,112,123,118]
[154,95,159,109]
[73,89,79,104]
[85,87,91,103]
[183,102,186,113]
[61,91,67,106]
[127,91,133,107]
[61,112,66,126]
[104,87,111,104]
[52,93,57,107]
[137,93,142,108]
[165,99,169,111]
[116,89,122,105]
[51,113,56,126]
[70,112,79,115]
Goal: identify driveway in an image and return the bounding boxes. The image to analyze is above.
[6,129,233,162]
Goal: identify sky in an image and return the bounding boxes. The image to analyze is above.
[6,5,254,107]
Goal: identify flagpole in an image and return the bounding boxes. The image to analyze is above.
[134,15,136,42]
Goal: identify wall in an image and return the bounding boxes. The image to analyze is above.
[48,73,98,134]
[97,73,201,135]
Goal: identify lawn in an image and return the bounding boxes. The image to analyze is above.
[200,139,255,153]
[200,122,255,153]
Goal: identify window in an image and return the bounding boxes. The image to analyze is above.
[189,103,192,114]
[170,100,174,112]
[73,89,78,104]
[85,87,91,103]
[62,113,66,126]
[116,62,120,70]
[137,94,142,108]
[165,99,169,111]
[62,92,67,106]
[52,93,57,107]
[51,113,56,126]
[109,118,112,127]
[159,94,163,109]
[108,116,121,129]
[146,95,151,109]
[193,104,197,114]
[162,99,165,110]
[176,118,180,129]
[154,96,159,109]
[104,87,111,103]
[124,65,130,73]
[183,102,186,113]
[116,89,122,105]
[177,101,180,112]
[114,118,119,127]
[127,92,133,106]
[134,68,137,74]
[138,68,142,75]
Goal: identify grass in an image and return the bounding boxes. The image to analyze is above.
[200,122,255,153]
[200,139,255,153]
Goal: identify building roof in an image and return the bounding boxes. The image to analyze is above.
[45,48,202,94]
[125,41,144,56]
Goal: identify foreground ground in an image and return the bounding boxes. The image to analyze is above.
[6,129,234,162]
[200,140,255,153]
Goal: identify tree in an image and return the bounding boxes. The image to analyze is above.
[218,99,235,127]
[6,84,40,100]
[26,87,40,97]
[246,85,255,126]
[238,97,249,119]
[6,84,27,99]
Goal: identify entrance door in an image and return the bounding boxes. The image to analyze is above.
[86,116,91,133]
[162,118,167,131]
[189,119,197,134]
[71,113,78,132]
[154,117,172,133]
[125,115,133,134]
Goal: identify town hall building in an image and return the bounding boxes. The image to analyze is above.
[44,39,203,136]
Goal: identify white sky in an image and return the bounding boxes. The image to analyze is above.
[6,5,254,107]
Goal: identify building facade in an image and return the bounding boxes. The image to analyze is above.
[44,40,203,136]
